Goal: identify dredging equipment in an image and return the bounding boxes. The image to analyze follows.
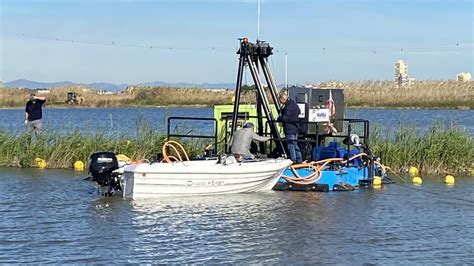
[219,37,387,191]
[87,37,389,196]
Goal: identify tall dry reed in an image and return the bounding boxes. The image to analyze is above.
[2,80,472,109]
[370,122,473,175]
[340,80,473,109]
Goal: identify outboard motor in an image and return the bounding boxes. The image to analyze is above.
[89,152,121,196]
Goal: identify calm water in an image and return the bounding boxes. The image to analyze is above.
[0,168,473,264]
[1,107,473,263]
[0,107,472,136]
[0,107,214,136]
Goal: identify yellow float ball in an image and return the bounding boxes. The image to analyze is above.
[74,161,85,171]
[444,175,455,184]
[35,158,47,169]
[116,154,131,163]
[408,166,419,177]
[373,176,382,186]
[412,176,422,185]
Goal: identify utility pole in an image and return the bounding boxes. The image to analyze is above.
[285,53,288,88]
[257,0,261,41]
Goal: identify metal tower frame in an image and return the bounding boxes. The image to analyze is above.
[230,38,286,157]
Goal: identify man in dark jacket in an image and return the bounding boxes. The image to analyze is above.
[277,90,302,163]
[25,93,46,135]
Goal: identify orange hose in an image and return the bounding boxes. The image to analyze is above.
[343,152,368,163]
[162,140,190,163]
[282,158,343,184]
[282,153,374,185]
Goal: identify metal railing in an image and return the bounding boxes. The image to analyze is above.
[221,115,371,158]
[167,117,218,154]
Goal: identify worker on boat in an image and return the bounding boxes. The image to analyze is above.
[277,89,302,164]
[231,122,269,160]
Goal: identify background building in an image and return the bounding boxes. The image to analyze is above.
[456,72,472,82]
[394,59,410,87]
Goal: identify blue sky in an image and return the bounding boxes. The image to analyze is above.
[1,0,472,85]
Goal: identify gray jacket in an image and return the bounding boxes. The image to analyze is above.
[230,128,269,158]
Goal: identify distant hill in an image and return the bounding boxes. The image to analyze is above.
[5,79,76,89]
[139,81,235,89]
[4,79,236,91]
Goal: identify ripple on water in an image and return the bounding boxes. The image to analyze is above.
[0,169,473,264]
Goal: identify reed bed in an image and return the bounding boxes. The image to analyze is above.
[0,131,159,168]
[2,80,472,109]
[0,86,235,108]
[0,122,208,169]
[0,122,471,175]
[340,80,473,109]
[369,123,473,175]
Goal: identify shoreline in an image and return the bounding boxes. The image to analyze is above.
[1,104,472,110]
[1,81,473,110]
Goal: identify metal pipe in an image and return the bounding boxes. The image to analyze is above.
[246,54,286,156]
[257,0,260,40]
[285,52,288,88]
[231,54,245,139]
[259,56,281,113]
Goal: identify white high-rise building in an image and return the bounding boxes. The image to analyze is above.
[457,72,472,82]
[394,59,409,87]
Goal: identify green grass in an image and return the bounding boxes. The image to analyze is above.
[0,122,472,175]
[370,122,473,175]
[0,130,165,168]
[0,120,211,169]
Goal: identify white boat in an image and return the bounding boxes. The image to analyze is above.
[120,158,292,198]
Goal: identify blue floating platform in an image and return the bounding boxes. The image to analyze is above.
[274,166,373,192]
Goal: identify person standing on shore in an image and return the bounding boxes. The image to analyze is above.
[277,89,302,164]
[25,93,46,135]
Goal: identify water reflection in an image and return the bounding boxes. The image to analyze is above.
[127,193,285,263]
[346,108,473,135]
[1,168,473,264]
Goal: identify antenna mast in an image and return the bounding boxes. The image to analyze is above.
[285,53,288,88]
[257,0,261,40]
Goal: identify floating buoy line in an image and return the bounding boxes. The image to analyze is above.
[382,167,474,206]
[393,182,474,206]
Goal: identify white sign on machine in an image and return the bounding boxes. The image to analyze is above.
[308,108,330,122]
[297,103,306,118]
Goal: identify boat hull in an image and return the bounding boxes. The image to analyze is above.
[121,159,293,198]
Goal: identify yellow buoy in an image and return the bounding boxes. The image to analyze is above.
[408,166,419,177]
[412,176,422,185]
[373,176,382,186]
[35,158,47,169]
[74,161,85,171]
[116,154,131,163]
[444,175,455,184]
